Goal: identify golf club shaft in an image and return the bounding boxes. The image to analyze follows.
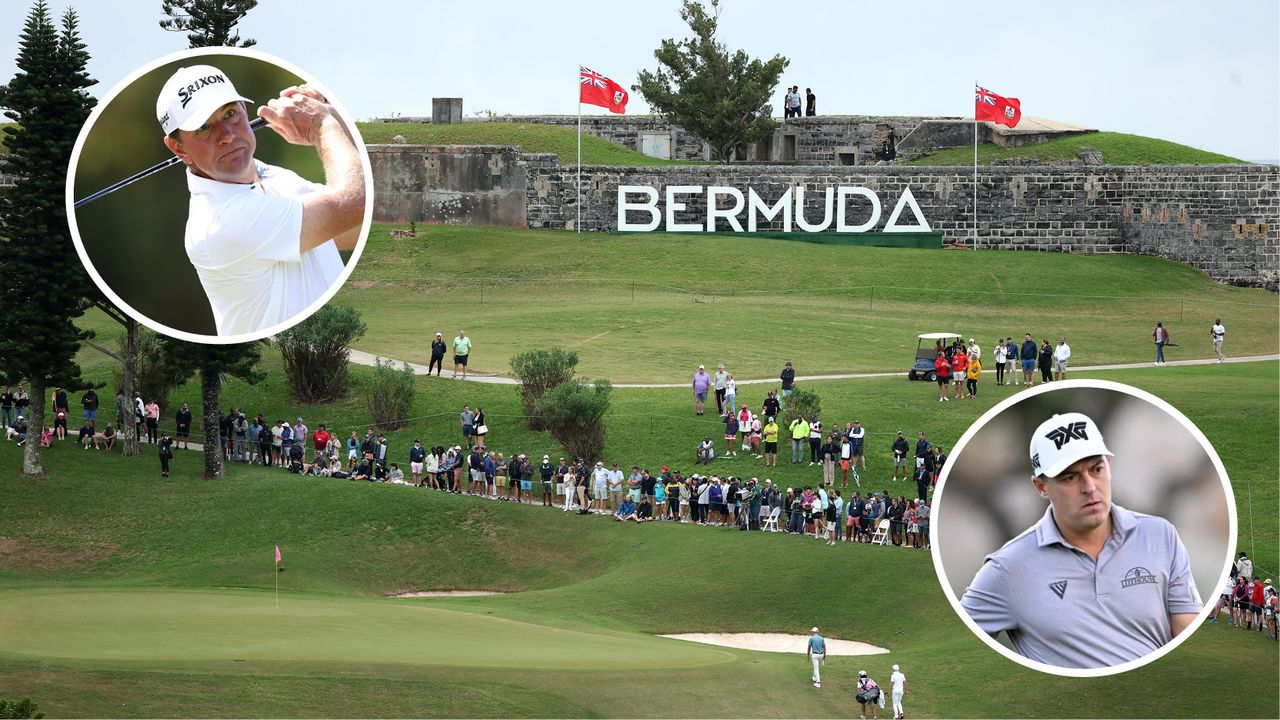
[73,116,269,209]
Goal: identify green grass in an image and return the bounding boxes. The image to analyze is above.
[0,360,1276,717]
[356,121,704,166]
[904,131,1246,166]
[334,225,1278,383]
[8,230,1278,717]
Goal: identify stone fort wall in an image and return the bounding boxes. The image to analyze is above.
[526,162,1277,289]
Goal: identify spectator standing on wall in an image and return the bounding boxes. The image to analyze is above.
[805,88,816,117]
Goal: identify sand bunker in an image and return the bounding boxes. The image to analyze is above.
[661,633,889,656]
[390,590,507,598]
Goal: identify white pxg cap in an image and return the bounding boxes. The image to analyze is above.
[156,64,253,135]
[1029,412,1114,478]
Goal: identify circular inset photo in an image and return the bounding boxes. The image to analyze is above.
[931,379,1234,677]
[67,47,372,343]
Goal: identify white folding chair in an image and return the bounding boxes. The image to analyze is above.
[871,519,891,546]
[761,505,782,532]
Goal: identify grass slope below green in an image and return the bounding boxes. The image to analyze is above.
[904,131,1246,166]
[334,225,1278,382]
[357,121,703,166]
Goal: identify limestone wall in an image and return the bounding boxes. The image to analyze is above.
[368,144,528,227]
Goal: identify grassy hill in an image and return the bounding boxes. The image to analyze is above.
[904,131,1246,166]
[0,361,1276,717]
[357,121,703,166]
[330,225,1278,383]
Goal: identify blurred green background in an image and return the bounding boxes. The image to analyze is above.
[71,53,354,337]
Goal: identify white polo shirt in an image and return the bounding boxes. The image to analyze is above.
[961,503,1201,669]
[184,161,343,336]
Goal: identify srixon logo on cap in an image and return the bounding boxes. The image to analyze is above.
[177,74,228,109]
[1043,421,1088,451]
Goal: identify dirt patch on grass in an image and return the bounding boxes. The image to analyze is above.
[0,535,118,571]
[347,279,382,289]
[388,590,509,598]
[661,632,889,656]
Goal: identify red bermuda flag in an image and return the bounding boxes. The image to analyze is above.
[975,84,1021,128]
[580,66,629,114]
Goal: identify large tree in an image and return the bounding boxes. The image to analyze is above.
[634,0,788,162]
[160,0,257,47]
[0,1,96,475]
[160,340,264,478]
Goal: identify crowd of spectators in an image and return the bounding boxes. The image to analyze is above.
[1211,552,1278,641]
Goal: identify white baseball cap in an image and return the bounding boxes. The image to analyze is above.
[1029,412,1114,479]
[156,64,253,135]
[892,664,899,671]
[810,626,819,633]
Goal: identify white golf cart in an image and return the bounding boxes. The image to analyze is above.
[908,332,962,381]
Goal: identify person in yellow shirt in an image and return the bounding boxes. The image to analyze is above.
[789,416,809,464]
[966,356,983,399]
[762,417,780,467]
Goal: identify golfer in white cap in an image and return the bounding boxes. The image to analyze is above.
[961,412,1202,669]
[157,64,365,337]
[806,626,825,688]
[889,664,907,719]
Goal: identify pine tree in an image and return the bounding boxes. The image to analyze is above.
[634,0,788,161]
[0,1,96,475]
[160,0,257,47]
[159,339,264,478]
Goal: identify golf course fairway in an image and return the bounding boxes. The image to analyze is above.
[0,588,737,669]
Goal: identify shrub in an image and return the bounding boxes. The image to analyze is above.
[534,379,611,462]
[510,347,579,430]
[782,385,822,430]
[0,698,44,719]
[276,306,366,403]
[367,356,415,431]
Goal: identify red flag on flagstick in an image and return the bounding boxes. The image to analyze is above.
[275,545,281,564]
[580,66,629,114]
[975,84,1021,128]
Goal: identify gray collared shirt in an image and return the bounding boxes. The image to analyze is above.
[961,503,1201,669]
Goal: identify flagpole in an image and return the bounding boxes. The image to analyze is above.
[973,80,978,252]
[577,94,582,235]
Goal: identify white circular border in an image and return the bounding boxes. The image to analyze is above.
[64,46,374,345]
[928,378,1239,678]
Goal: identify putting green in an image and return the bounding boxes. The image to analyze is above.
[0,589,735,670]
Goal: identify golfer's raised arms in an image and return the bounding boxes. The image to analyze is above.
[257,85,364,254]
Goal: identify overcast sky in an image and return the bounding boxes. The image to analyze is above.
[2,0,1277,161]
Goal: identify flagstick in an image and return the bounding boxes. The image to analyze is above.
[577,97,582,234]
[275,559,279,610]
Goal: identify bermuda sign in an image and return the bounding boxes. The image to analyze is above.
[617,185,932,233]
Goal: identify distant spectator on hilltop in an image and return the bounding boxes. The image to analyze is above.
[805,88,816,116]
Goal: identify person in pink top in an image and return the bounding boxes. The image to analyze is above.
[144,400,160,444]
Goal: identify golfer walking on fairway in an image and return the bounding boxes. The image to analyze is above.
[807,626,826,688]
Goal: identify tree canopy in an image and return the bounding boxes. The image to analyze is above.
[634,0,789,161]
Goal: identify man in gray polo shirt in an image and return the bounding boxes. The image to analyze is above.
[961,412,1202,669]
